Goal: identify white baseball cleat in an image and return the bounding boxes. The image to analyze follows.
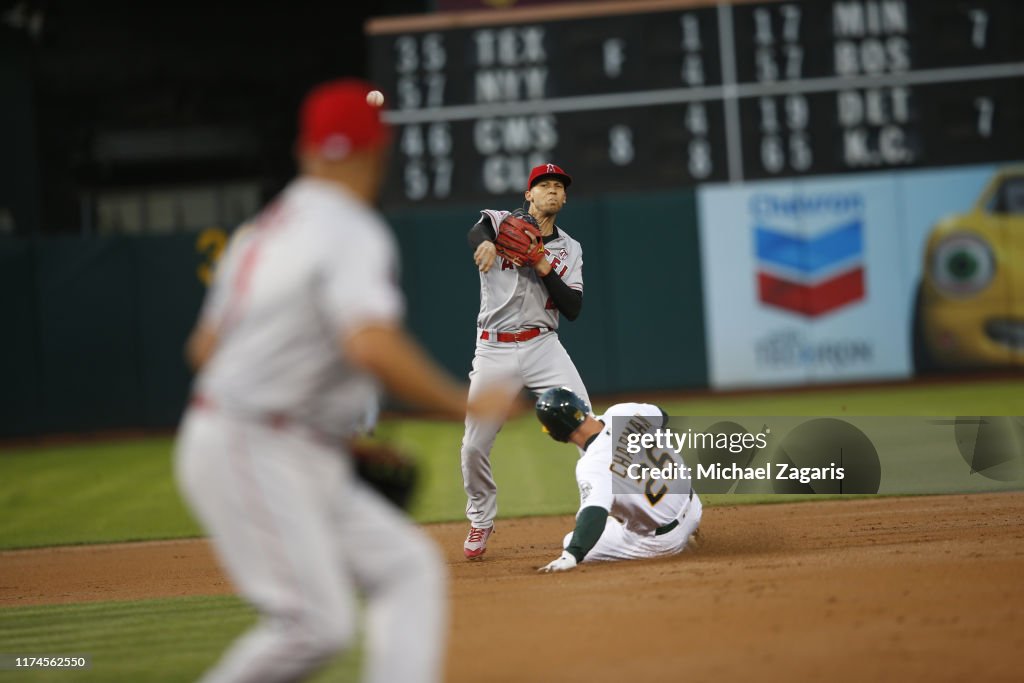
[463,524,494,559]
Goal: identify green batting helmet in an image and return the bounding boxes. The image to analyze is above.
[535,387,591,442]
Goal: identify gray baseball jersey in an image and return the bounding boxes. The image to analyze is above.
[461,208,589,531]
[475,209,583,332]
[196,177,403,438]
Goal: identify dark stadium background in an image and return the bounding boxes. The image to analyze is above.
[0,0,426,238]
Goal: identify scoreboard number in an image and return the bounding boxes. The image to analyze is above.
[369,0,1024,206]
[974,97,994,138]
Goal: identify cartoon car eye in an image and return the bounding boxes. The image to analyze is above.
[930,234,995,297]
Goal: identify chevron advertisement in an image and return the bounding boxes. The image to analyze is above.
[695,167,994,388]
[752,194,866,317]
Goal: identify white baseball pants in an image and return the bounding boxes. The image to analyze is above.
[563,495,704,562]
[176,408,446,683]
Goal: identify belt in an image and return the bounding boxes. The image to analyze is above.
[654,490,694,536]
[189,394,329,444]
[654,519,679,536]
[479,327,545,343]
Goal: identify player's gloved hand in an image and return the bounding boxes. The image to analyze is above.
[538,550,578,573]
[495,212,544,267]
[474,240,497,272]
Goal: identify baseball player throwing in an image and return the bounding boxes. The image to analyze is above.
[175,79,507,683]
[534,387,703,572]
[461,163,590,559]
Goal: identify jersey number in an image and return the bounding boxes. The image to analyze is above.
[644,449,673,506]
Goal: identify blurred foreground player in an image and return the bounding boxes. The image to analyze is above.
[175,79,508,683]
[534,388,702,572]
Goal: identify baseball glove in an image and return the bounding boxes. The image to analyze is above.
[350,439,419,510]
[494,210,545,266]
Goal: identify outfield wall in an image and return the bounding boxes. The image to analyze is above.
[0,190,708,437]
[0,235,207,437]
[2,163,1019,436]
[389,190,708,395]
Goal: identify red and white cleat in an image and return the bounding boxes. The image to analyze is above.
[463,525,494,559]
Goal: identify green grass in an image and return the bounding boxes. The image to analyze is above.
[0,378,1020,550]
[659,377,1024,416]
[0,439,201,549]
[0,596,359,683]
[0,379,1018,683]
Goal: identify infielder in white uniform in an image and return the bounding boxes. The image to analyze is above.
[534,388,703,572]
[175,80,507,683]
[462,163,590,559]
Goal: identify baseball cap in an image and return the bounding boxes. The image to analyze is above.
[298,79,390,161]
[528,163,573,190]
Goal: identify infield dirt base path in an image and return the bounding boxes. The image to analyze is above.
[3,493,1023,682]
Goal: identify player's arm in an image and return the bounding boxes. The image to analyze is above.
[468,217,498,273]
[186,324,219,371]
[539,506,607,573]
[330,227,510,420]
[344,324,474,419]
[343,320,514,422]
[467,217,496,248]
[535,266,582,320]
[184,225,254,371]
[566,506,608,561]
[540,445,613,573]
[533,242,583,320]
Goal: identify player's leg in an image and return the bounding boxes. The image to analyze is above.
[175,411,356,683]
[521,334,590,405]
[338,481,447,683]
[649,493,704,557]
[626,494,705,559]
[569,514,651,562]
[460,346,522,530]
[562,506,703,562]
[679,493,703,541]
[522,334,591,460]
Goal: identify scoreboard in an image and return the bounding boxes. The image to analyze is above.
[367,0,1024,206]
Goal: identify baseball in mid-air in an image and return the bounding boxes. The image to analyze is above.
[366,90,385,107]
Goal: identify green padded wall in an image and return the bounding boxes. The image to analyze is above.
[0,189,708,437]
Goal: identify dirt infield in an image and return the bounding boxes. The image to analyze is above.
[3,493,1023,682]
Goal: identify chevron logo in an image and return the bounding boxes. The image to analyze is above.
[752,194,866,317]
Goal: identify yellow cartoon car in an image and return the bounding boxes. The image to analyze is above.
[913,167,1024,370]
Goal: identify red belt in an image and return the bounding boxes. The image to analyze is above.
[479,327,545,343]
[190,394,325,442]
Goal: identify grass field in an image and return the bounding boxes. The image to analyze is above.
[0,596,359,683]
[0,378,1021,683]
[0,378,1021,550]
